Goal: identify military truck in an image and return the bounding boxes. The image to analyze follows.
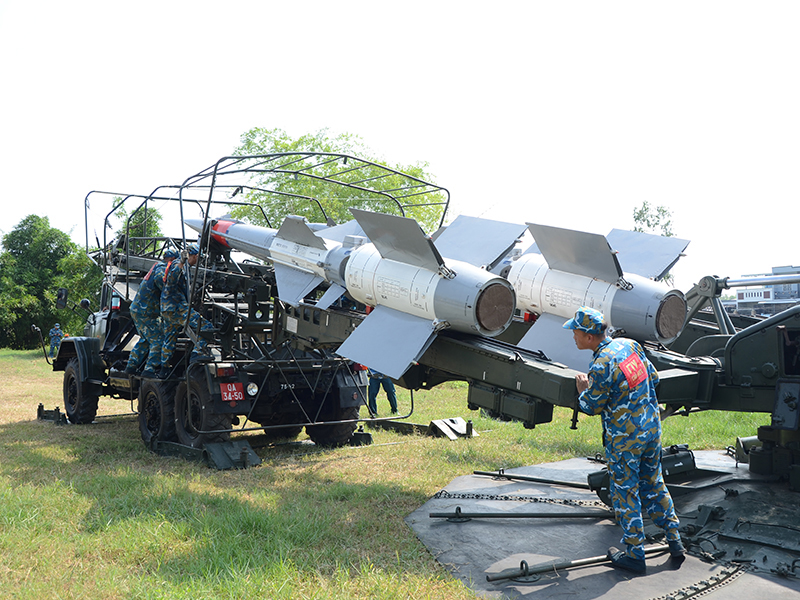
[52,154,453,453]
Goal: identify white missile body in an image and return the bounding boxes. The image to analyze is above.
[507,223,690,371]
[186,211,526,378]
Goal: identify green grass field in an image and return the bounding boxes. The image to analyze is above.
[0,349,769,599]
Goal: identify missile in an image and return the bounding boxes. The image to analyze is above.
[186,211,527,379]
[506,223,690,372]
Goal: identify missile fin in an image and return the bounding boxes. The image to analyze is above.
[350,209,443,272]
[606,229,690,281]
[315,284,347,310]
[314,219,366,244]
[516,313,593,373]
[335,306,437,379]
[433,215,527,269]
[527,223,622,283]
[273,262,325,306]
[276,215,328,250]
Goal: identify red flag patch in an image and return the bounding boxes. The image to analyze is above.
[620,353,647,388]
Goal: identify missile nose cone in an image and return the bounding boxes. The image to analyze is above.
[184,218,205,234]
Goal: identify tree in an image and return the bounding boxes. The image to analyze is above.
[230,128,446,233]
[632,201,676,284]
[114,202,163,255]
[632,201,674,237]
[0,215,102,349]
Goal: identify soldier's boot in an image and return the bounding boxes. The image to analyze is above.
[607,547,646,575]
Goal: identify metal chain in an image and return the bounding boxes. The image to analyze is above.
[647,564,746,600]
[431,489,608,508]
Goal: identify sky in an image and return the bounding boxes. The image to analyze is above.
[1,1,798,293]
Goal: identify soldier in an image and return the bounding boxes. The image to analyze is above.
[564,306,684,574]
[367,368,398,417]
[49,323,64,358]
[160,243,213,375]
[120,249,179,377]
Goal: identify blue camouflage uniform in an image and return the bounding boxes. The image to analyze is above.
[125,256,172,373]
[367,368,398,415]
[569,309,680,561]
[160,245,212,366]
[49,324,64,358]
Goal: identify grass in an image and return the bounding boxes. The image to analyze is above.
[0,349,770,599]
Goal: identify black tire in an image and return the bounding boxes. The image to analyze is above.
[305,405,360,447]
[174,376,232,448]
[253,411,303,442]
[138,379,178,446]
[63,357,99,424]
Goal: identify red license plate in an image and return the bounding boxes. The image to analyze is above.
[220,382,244,404]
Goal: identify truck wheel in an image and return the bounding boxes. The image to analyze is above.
[138,380,178,446]
[174,377,232,448]
[305,406,360,447]
[253,413,303,441]
[63,357,99,424]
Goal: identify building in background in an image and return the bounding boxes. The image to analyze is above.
[734,265,800,316]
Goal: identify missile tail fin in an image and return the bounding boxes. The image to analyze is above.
[316,284,347,310]
[433,215,527,269]
[606,229,690,281]
[316,219,366,244]
[273,263,324,306]
[335,306,436,379]
[527,223,622,283]
[516,313,593,373]
[350,209,443,272]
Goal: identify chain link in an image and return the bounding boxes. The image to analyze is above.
[647,564,746,600]
[431,489,608,508]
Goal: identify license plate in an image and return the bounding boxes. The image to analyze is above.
[220,382,244,405]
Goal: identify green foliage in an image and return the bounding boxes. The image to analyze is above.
[114,201,163,255]
[231,128,446,233]
[632,201,676,283]
[632,200,674,237]
[0,215,102,349]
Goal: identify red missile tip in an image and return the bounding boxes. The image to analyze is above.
[211,220,235,247]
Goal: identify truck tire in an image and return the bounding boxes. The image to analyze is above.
[305,405,360,447]
[174,377,232,448]
[253,412,303,441]
[63,357,99,424]
[138,380,178,446]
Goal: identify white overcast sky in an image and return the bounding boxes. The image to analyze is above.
[1,1,798,292]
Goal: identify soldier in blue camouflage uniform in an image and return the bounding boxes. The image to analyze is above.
[160,244,213,373]
[564,306,684,574]
[49,323,64,358]
[123,249,180,376]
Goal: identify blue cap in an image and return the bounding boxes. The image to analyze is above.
[187,243,200,255]
[163,248,180,260]
[563,306,605,334]
[55,323,60,328]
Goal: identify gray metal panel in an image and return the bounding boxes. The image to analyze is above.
[273,263,324,306]
[315,283,347,310]
[275,215,327,250]
[406,453,800,599]
[433,215,527,269]
[315,219,366,244]
[607,229,690,280]
[528,223,622,283]
[350,208,443,271]
[335,305,436,379]
[516,313,593,372]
